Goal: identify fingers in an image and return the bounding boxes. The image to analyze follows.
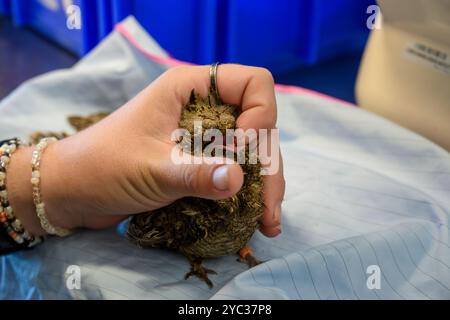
[154,64,277,130]
[158,152,244,201]
[259,153,285,237]
[214,65,277,131]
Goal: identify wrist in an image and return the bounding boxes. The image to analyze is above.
[7,146,44,236]
[40,140,82,232]
[7,141,80,236]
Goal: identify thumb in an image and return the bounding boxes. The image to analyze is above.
[162,155,244,200]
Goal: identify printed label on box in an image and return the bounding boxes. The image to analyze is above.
[405,42,450,75]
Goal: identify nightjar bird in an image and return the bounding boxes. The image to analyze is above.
[127,90,264,288]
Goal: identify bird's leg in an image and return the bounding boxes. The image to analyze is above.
[184,257,217,289]
[237,245,262,268]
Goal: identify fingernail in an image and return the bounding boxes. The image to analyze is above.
[213,165,229,191]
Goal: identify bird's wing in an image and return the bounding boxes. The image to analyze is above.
[126,198,229,250]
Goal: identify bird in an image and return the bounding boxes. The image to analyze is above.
[126,90,264,288]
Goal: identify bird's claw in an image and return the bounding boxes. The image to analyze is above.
[184,261,217,289]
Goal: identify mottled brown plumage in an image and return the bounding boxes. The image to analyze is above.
[127,90,264,288]
[29,112,110,144]
[68,112,110,132]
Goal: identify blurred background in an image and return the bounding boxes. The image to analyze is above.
[0,0,376,102]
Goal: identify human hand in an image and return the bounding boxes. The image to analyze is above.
[8,65,285,238]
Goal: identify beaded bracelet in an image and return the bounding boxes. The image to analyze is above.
[0,139,42,247]
[31,137,72,237]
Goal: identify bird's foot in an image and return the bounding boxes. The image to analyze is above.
[237,245,262,268]
[185,259,217,289]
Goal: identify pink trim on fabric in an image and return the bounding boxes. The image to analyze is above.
[115,23,356,107]
[114,24,192,67]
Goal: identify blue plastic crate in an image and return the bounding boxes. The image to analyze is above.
[111,0,219,64]
[312,0,376,62]
[96,0,113,39]
[11,0,99,56]
[221,0,375,74]
[0,0,10,16]
[111,0,374,74]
